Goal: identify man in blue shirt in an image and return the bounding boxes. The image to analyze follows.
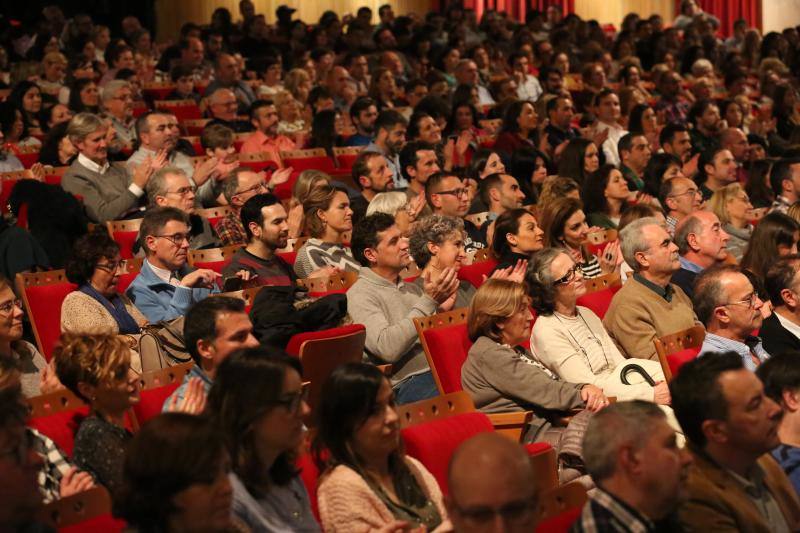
[344,97,378,147]
[695,265,770,371]
[671,211,730,298]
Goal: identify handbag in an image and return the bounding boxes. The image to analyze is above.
[137,316,192,372]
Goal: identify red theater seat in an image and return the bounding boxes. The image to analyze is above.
[16,270,78,360]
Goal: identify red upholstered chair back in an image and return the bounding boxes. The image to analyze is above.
[26,389,88,456]
[107,219,143,260]
[134,363,194,424]
[115,258,142,294]
[280,149,338,174]
[575,272,622,319]
[534,482,588,532]
[0,177,19,214]
[424,323,472,394]
[457,259,499,289]
[654,325,706,381]
[400,412,495,493]
[16,270,78,360]
[17,149,40,169]
[277,250,297,265]
[196,206,234,230]
[666,347,702,377]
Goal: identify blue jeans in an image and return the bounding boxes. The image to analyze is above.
[393,371,439,405]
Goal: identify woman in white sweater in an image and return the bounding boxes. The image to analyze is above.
[528,248,671,404]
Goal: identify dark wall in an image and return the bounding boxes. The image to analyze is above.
[1,0,157,36]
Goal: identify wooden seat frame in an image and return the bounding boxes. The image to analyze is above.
[654,325,706,381]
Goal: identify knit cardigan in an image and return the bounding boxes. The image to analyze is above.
[61,291,148,335]
[603,276,698,361]
[317,456,451,533]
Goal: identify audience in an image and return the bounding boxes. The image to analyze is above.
[491,208,543,271]
[583,164,630,230]
[365,109,408,188]
[348,213,458,403]
[215,167,272,246]
[709,183,754,261]
[206,346,318,531]
[446,432,539,533]
[660,175,703,237]
[315,362,449,531]
[671,211,730,298]
[294,184,359,278]
[117,413,239,532]
[127,207,221,322]
[463,278,608,444]
[53,333,139,496]
[671,352,800,530]
[575,401,691,531]
[741,212,800,282]
[529,248,669,403]
[695,265,770,369]
[604,217,697,360]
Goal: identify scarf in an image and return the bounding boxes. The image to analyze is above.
[79,284,140,334]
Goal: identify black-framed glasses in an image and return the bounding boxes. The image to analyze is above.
[668,188,701,199]
[451,496,537,527]
[554,265,580,285]
[234,182,269,197]
[723,293,759,309]
[0,298,22,315]
[434,188,468,198]
[155,232,193,246]
[166,185,197,197]
[96,259,129,272]
[275,383,309,413]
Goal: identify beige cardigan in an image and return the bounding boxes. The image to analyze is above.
[61,290,147,335]
[317,456,452,533]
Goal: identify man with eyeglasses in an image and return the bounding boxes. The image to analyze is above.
[695,265,770,370]
[100,80,136,149]
[145,167,220,249]
[206,88,253,133]
[216,168,286,246]
[660,176,703,237]
[426,171,486,253]
[573,401,692,532]
[446,432,538,533]
[127,206,223,322]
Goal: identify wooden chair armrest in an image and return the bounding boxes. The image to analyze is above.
[487,411,533,442]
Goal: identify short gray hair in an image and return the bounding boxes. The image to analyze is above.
[619,216,663,272]
[221,167,254,203]
[408,215,465,268]
[366,191,408,217]
[674,214,705,256]
[102,80,131,104]
[583,400,667,482]
[208,87,234,105]
[146,166,186,207]
[66,112,106,144]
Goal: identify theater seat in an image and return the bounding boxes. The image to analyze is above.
[134,363,194,423]
[27,389,89,457]
[414,308,471,394]
[654,325,706,381]
[16,270,78,360]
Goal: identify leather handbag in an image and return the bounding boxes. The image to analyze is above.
[137,317,192,372]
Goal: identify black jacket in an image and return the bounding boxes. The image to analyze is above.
[761,313,800,356]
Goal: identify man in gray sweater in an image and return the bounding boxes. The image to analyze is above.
[347,213,459,404]
[62,113,159,223]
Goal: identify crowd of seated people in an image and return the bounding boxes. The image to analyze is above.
[3,0,800,530]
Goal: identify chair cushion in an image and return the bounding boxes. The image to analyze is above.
[285,324,366,356]
[116,272,138,294]
[133,383,181,425]
[576,286,622,320]
[277,251,297,265]
[422,323,472,394]
[457,259,499,289]
[111,231,139,260]
[60,515,126,533]
[29,406,90,457]
[667,347,701,377]
[192,259,228,274]
[283,156,337,174]
[25,282,78,360]
[535,507,582,533]
[401,412,494,494]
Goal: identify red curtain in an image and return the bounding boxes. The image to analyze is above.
[676,0,762,37]
[465,0,574,24]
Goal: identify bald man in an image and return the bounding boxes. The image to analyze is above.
[446,433,538,532]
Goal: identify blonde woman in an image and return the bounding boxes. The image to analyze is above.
[709,183,754,262]
[367,191,426,236]
[54,333,140,496]
[286,169,330,240]
[462,279,608,444]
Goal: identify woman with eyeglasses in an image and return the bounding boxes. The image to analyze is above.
[205,346,319,532]
[315,362,450,532]
[54,332,141,497]
[462,279,608,444]
[0,276,60,398]
[295,183,359,278]
[62,230,147,371]
[528,248,671,404]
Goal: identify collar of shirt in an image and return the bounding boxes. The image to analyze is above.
[145,259,180,286]
[702,332,770,369]
[591,487,656,533]
[679,256,704,273]
[774,311,800,341]
[77,153,110,174]
[633,273,674,302]
[725,462,768,498]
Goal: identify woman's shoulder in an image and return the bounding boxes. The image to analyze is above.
[468,336,508,357]
[318,463,369,492]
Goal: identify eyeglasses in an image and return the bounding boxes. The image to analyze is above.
[554,265,580,285]
[0,298,22,315]
[0,430,34,466]
[668,188,701,199]
[155,232,193,246]
[723,293,759,309]
[434,188,468,198]
[451,496,537,528]
[166,185,197,197]
[234,182,269,197]
[275,383,309,413]
[96,259,129,272]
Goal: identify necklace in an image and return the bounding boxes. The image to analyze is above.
[552,309,611,374]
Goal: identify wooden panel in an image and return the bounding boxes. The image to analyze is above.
[155,0,435,43]
[574,0,674,28]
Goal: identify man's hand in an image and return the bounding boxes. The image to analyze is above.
[180,269,221,289]
[308,265,342,279]
[131,155,156,189]
[165,377,207,414]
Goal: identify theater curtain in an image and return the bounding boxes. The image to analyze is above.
[465,0,574,24]
[676,0,762,37]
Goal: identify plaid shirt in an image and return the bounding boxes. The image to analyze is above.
[572,487,656,533]
[215,210,247,247]
[31,427,72,503]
